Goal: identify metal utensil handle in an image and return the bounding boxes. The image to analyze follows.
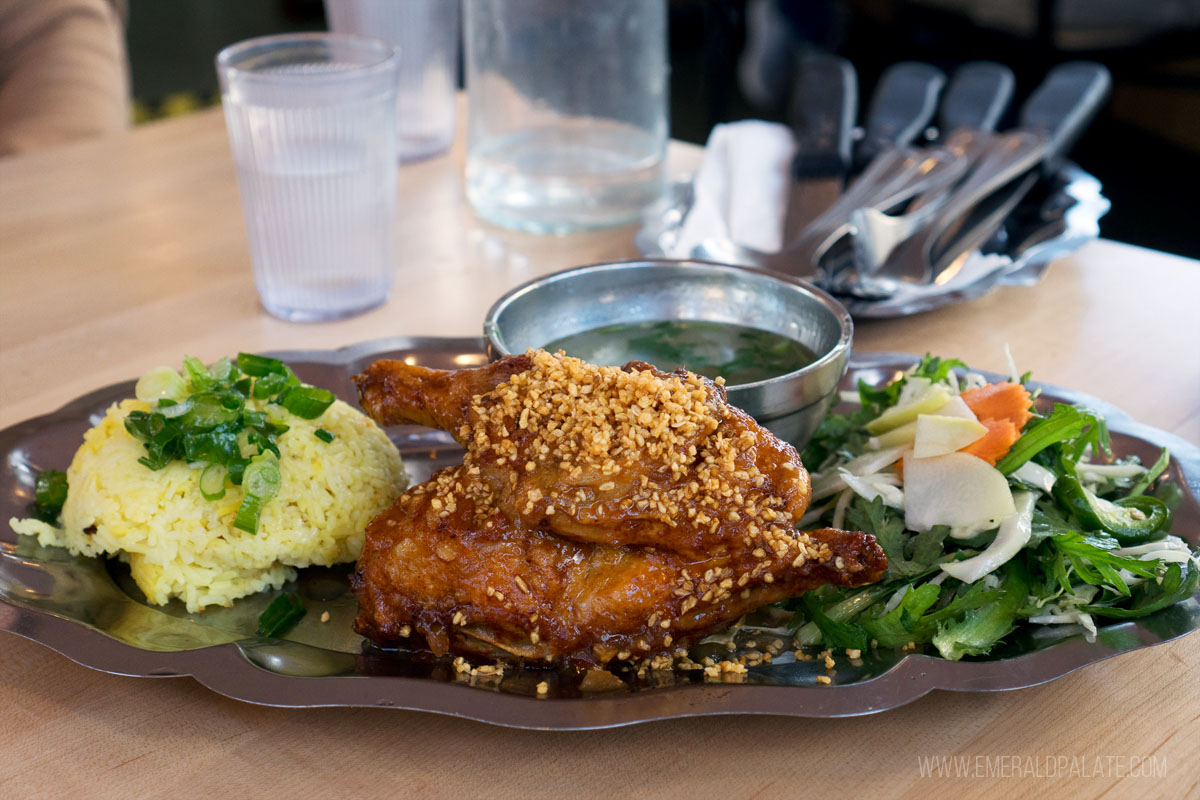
[938,61,1015,133]
[1019,61,1112,169]
[788,54,858,179]
[855,61,946,171]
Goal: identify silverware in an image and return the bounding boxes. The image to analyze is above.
[871,62,1111,288]
[846,129,997,279]
[694,60,951,278]
[936,61,1015,134]
[780,54,858,239]
[866,131,1049,286]
[845,63,1015,282]
[692,143,969,278]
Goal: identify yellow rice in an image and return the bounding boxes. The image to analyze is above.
[10,397,406,612]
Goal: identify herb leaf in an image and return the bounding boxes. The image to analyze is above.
[910,354,968,384]
[859,583,942,646]
[932,560,1029,660]
[845,497,947,579]
[802,594,870,650]
[995,403,1093,474]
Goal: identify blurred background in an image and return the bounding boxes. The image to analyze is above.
[122,0,1200,258]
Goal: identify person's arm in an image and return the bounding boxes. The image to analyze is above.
[0,0,129,156]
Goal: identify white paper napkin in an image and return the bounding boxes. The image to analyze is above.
[671,121,797,257]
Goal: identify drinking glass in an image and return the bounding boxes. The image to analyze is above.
[463,0,669,233]
[216,34,399,322]
[324,0,460,162]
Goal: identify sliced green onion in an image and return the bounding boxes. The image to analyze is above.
[157,397,192,418]
[233,495,262,534]
[208,356,236,383]
[181,391,241,428]
[237,352,285,377]
[199,463,227,500]
[243,453,281,502]
[35,469,69,509]
[135,366,188,404]
[241,410,267,428]
[182,356,214,391]
[280,385,335,419]
[28,469,69,523]
[314,429,334,443]
[122,353,334,530]
[257,592,306,637]
[251,372,287,399]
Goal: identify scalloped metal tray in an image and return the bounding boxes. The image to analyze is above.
[2,339,1197,729]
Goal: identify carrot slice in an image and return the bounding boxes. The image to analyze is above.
[960,382,1033,429]
[960,417,1020,466]
[895,381,1034,472]
[958,382,1033,465]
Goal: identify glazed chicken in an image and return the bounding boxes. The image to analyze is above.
[352,350,886,665]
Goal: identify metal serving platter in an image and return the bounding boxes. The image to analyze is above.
[2,338,1196,730]
[635,164,1109,319]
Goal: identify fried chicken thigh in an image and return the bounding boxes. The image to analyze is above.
[353,350,886,665]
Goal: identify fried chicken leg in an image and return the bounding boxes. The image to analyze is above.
[353,350,886,665]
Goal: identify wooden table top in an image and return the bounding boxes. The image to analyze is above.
[2,108,1198,799]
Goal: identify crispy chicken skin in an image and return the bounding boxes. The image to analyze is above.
[352,350,886,665]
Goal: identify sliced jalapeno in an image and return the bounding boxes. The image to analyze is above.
[1053,459,1171,545]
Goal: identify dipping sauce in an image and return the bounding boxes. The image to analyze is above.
[543,320,818,385]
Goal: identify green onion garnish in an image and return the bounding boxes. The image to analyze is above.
[135,366,188,404]
[257,592,306,637]
[122,353,336,534]
[236,352,286,377]
[198,463,227,501]
[280,386,336,419]
[243,452,281,501]
[233,495,262,534]
[28,469,68,523]
[314,429,334,443]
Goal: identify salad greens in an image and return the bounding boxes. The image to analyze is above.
[789,354,1198,661]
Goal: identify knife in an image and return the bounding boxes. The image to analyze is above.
[854,61,946,172]
[938,61,1015,135]
[783,54,857,238]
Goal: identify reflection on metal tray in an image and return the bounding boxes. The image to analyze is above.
[635,164,1109,319]
[2,338,1197,730]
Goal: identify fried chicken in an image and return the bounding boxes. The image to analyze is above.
[353,350,886,665]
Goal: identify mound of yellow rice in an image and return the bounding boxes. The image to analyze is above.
[11,397,406,612]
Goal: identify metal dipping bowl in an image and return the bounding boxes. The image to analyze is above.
[483,259,853,448]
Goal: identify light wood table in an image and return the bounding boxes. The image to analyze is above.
[2,108,1198,799]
